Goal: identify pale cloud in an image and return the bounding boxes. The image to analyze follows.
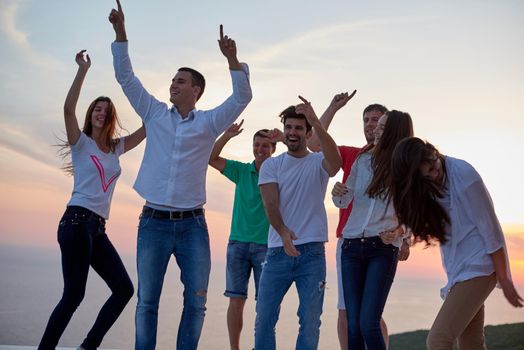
[0,0,29,48]
[0,0,59,68]
[0,124,59,169]
[243,17,421,67]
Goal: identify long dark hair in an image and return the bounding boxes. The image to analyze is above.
[390,137,449,244]
[367,110,414,199]
[58,96,122,175]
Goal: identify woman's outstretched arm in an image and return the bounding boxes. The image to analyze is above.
[63,50,91,145]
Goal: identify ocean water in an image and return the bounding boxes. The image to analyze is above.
[1,244,522,349]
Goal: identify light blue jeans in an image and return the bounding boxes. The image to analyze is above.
[135,207,211,350]
[254,242,326,350]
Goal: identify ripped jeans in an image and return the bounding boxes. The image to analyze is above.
[254,242,326,350]
[135,207,211,350]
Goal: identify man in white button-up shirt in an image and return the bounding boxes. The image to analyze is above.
[109,1,252,349]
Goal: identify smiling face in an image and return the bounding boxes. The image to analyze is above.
[363,109,384,144]
[284,117,310,153]
[373,113,388,146]
[169,71,200,108]
[252,136,275,164]
[90,101,110,130]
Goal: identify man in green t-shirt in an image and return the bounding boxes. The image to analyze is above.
[209,120,282,350]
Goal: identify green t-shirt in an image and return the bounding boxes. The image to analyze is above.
[222,160,269,244]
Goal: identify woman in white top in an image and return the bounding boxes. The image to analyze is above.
[389,137,522,350]
[38,51,145,350]
[332,110,413,350]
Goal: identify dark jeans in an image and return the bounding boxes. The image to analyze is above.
[38,206,134,350]
[341,237,398,350]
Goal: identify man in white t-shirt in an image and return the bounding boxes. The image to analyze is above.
[255,97,341,350]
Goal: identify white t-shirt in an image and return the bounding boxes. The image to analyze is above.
[67,133,125,219]
[258,152,329,248]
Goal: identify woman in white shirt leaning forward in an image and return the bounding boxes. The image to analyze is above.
[389,137,523,350]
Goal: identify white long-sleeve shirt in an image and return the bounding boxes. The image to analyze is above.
[437,157,507,299]
[111,41,252,208]
[332,152,403,247]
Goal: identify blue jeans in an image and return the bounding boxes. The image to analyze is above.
[39,206,133,350]
[224,240,267,299]
[341,237,398,350]
[135,207,211,350]
[254,242,326,350]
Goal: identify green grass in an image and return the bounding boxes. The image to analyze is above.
[389,323,524,350]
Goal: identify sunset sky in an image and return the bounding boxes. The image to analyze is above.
[1,0,523,288]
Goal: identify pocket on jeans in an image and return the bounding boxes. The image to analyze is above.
[341,239,351,250]
[57,218,83,242]
[138,216,151,229]
[376,239,398,252]
[306,243,325,257]
[267,247,283,257]
[196,215,208,231]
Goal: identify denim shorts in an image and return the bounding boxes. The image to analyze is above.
[224,240,268,299]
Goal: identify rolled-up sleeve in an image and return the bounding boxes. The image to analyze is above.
[463,178,505,254]
[332,161,357,208]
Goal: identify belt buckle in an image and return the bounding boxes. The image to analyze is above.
[170,211,182,220]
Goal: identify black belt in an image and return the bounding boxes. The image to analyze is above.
[141,206,204,220]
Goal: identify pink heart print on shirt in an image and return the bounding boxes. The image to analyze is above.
[90,155,119,193]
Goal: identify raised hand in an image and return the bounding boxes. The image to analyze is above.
[218,24,241,70]
[108,0,127,41]
[75,50,91,70]
[259,128,285,143]
[218,24,237,59]
[329,90,357,112]
[331,182,348,197]
[296,96,321,129]
[223,119,244,139]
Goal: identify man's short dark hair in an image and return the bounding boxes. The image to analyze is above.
[279,106,312,132]
[363,103,388,116]
[253,129,277,149]
[178,67,206,100]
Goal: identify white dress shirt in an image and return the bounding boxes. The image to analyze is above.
[112,41,252,208]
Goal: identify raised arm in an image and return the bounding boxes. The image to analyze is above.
[108,0,127,42]
[205,24,252,136]
[63,50,91,145]
[218,24,241,71]
[123,123,146,153]
[109,0,165,122]
[259,183,300,257]
[209,119,244,172]
[308,91,356,152]
[296,96,341,176]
